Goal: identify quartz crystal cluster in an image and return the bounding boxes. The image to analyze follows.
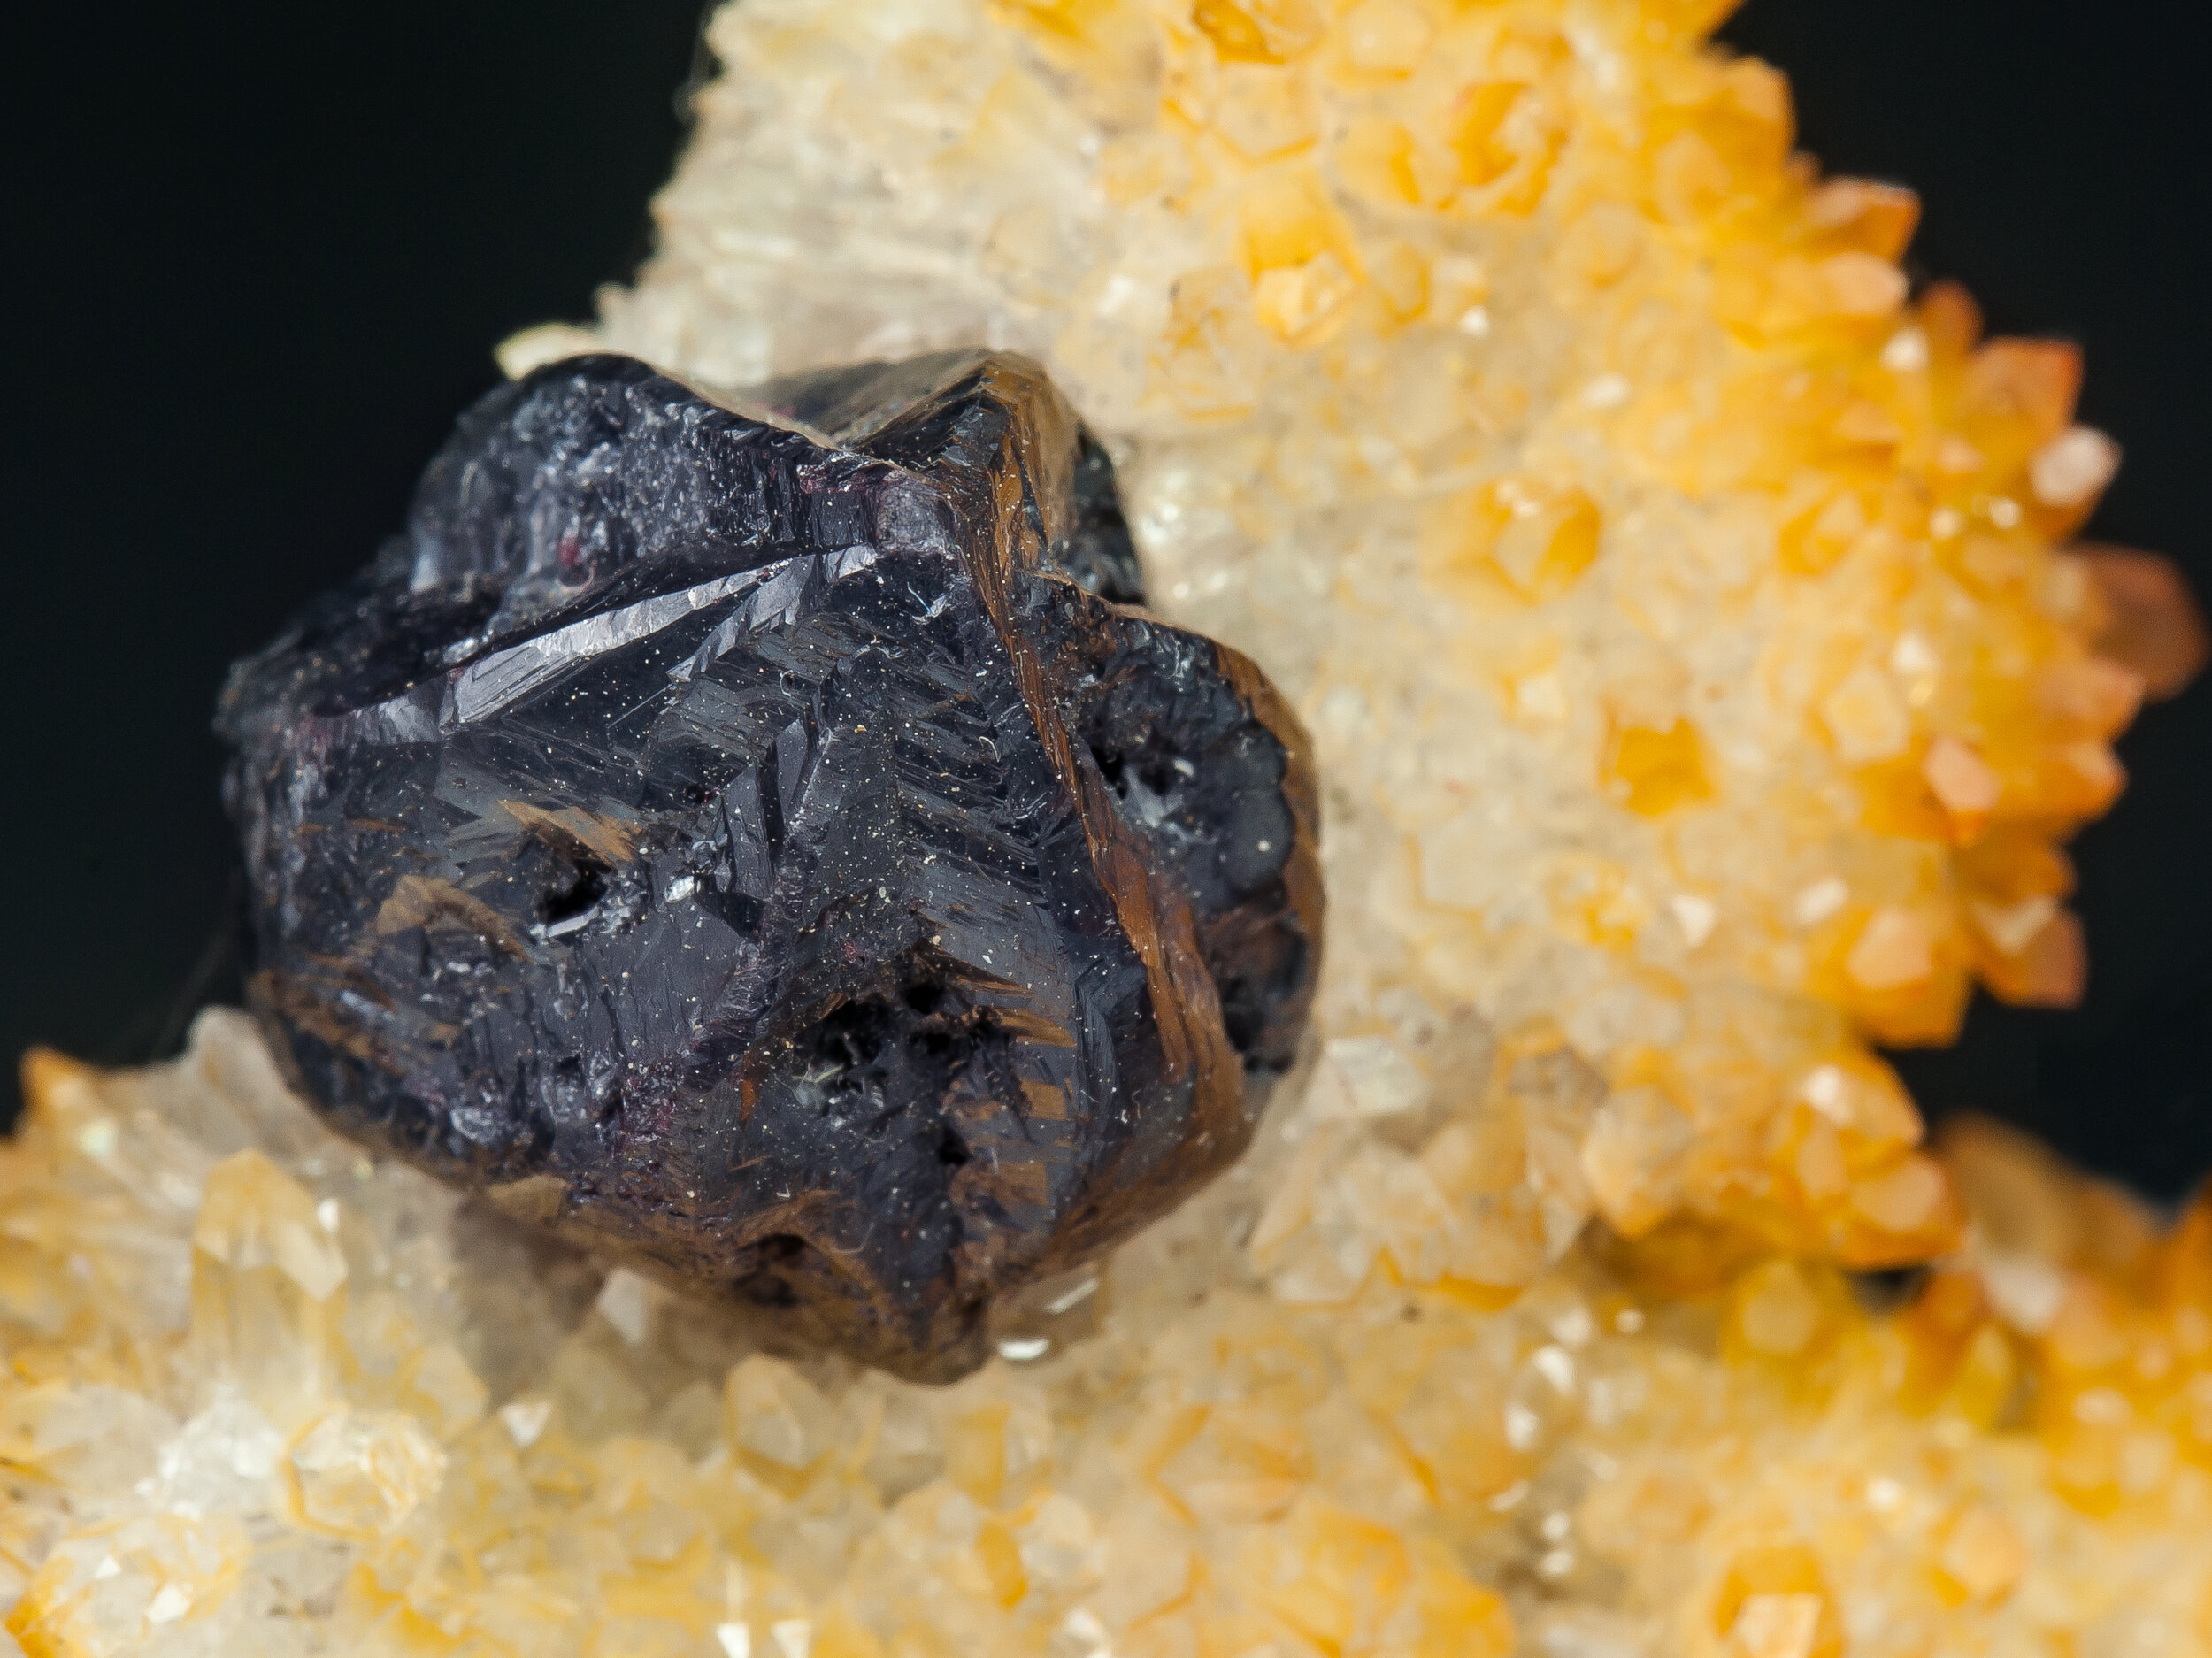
[7,0,2211,1654]
[525,0,2210,1281]
[9,1009,2212,1657]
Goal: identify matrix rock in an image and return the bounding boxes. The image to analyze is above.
[219,350,1320,1381]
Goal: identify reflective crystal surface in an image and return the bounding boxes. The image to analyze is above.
[219,350,1321,1381]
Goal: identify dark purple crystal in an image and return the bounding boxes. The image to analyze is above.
[219,350,1320,1380]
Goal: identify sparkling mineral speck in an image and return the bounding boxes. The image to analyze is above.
[219,349,1321,1381]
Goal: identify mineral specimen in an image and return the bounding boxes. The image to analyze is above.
[8,2,2211,1656]
[218,349,1321,1382]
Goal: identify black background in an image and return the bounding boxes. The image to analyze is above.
[4,3,2206,1197]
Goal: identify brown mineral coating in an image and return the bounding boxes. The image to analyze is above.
[218,349,1321,1381]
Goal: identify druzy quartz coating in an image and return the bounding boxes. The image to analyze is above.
[219,350,1321,1381]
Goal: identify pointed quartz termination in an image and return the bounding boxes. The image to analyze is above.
[218,350,1322,1381]
[2075,544,2210,702]
[190,1149,349,1432]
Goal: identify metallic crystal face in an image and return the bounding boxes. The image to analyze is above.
[219,350,1321,1380]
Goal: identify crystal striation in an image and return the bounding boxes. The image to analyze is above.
[218,349,1321,1382]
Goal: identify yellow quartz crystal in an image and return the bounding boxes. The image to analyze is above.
[8,1,2210,1654]
[7,1013,2212,1655]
